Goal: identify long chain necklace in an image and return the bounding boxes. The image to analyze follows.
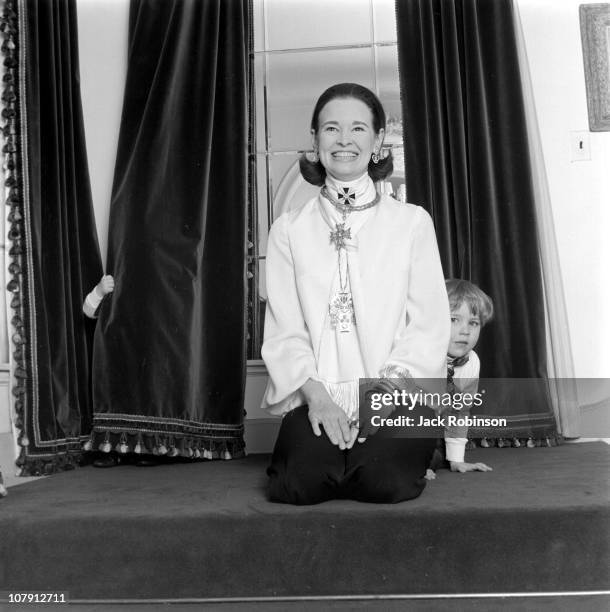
[322,185,380,333]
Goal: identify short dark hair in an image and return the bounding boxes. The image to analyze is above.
[299,83,393,186]
[445,279,494,326]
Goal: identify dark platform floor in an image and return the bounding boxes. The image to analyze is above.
[0,443,608,602]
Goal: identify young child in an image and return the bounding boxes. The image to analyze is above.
[83,274,115,467]
[426,279,494,479]
[83,274,114,319]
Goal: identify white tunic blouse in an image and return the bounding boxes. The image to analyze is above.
[261,174,449,418]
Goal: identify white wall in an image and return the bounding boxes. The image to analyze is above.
[517,0,610,380]
[517,0,610,418]
[77,0,129,266]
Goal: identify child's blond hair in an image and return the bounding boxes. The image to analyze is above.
[446,279,494,326]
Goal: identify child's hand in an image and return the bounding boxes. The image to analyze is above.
[449,461,492,473]
[424,468,436,480]
[95,275,115,298]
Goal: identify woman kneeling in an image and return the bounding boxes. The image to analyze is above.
[261,83,449,505]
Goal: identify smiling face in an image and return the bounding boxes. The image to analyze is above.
[313,97,384,182]
[448,302,481,358]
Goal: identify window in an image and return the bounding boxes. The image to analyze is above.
[248,0,405,359]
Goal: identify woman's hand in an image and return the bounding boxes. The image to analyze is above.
[449,461,493,473]
[301,379,357,449]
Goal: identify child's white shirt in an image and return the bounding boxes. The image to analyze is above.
[444,350,480,463]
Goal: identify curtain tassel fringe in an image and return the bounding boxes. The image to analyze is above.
[99,432,112,453]
[466,435,562,450]
[133,433,143,454]
[116,433,129,454]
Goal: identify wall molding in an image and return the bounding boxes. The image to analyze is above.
[247,360,268,376]
[0,365,11,434]
[244,417,279,455]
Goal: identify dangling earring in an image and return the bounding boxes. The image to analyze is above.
[306,148,319,163]
[371,150,380,164]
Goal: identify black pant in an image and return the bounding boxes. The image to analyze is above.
[267,405,436,505]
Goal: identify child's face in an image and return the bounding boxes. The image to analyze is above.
[448,302,481,358]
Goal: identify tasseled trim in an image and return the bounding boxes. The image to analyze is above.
[83,428,246,461]
[16,445,85,477]
[116,433,130,455]
[134,433,144,454]
[99,431,112,453]
[1,0,29,459]
[466,435,563,450]
[323,380,359,420]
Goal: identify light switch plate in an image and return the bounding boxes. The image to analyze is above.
[570,131,591,162]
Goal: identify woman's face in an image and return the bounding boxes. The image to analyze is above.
[313,97,384,182]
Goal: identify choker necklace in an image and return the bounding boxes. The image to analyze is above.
[321,184,380,334]
[321,186,380,251]
[321,186,381,217]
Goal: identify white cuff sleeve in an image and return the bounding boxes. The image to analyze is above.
[445,437,467,463]
[83,290,103,318]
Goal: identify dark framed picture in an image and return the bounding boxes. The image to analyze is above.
[580,3,610,131]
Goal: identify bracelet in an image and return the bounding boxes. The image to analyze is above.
[379,364,411,379]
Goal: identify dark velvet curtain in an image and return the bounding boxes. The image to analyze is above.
[90,0,248,458]
[396,0,556,440]
[2,0,103,474]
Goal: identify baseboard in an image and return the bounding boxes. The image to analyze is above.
[0,364,10,434]
[244,417,279,454]
[579,396,610,438]
[580,396,610,413]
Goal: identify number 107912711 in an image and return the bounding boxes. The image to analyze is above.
[3,592,68,604]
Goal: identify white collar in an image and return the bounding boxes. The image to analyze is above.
[324,172,376,205]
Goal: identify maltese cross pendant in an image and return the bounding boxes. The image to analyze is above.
[329,291,356,333]
[330,223,351,251]
[337,187,356,205]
